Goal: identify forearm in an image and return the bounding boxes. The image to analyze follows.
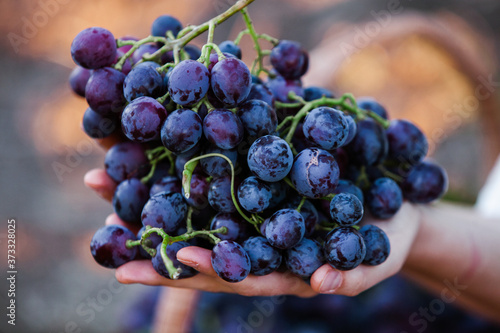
[403,202,500,321]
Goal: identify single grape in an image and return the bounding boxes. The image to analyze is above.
[203,109,244,149]
[246,83,275,107]
[289,148,339,198]
[69,66,91,97]
[132,44,160,63]
[211,240,251,282]
[265,208,305,249]
[150,175,181,197]
[242,236,282,276]
[237,176,272,213]
[141,192,187,233]
[286,238,324,279]
[333,179,364,204]
[200,145,238,178]
[207,52,236,72]
[168,60,209,106]
[329,193,364,226]
[344,115,357,146]
[346,118,388,166]
[247,135,293,182]
[270,40,309,79]
[183,45,202,60]
[401,161,448,203]
[161,108,202,154]
[237,100,278,137]
[324,227,366,271]
[90,225,138,268]
[386,119,428,164]
[151,15,182,38]
[357,97,389,120]
[366,177,403,219]
[211,58,251,106]
[71,27,116,69]
[283,198,318,237]
[210,213,248,242]
[136,226,163,259]
[303,107,350,150]
[208,175,236,213]
[360,225,390,265]
[123,65,165,102]
[182,173,210,209]
[303,86,334,101]
[266,74,304,103]
[104,142,150,183]
[82,107,118,139]
[113,178,150,225]
[85,67,126,116]
[152,242,197,279]
[219,40,242,59]
[121,97,167,142]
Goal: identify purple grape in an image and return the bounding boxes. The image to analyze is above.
[242,236,282,276]
[82,107,118,139]
[324,227,366,271]
[303,107,350,150]
[246,83,275,107]
[247,135,293,182]
[132,44,160,63]
[344,115,357,146]
[286,238,324,279]
[113,50,133,75]
[210,213,248,242]
[211,240,251,282]
[333,179,364,204]
[211,58,251,106]
[168,60,209,106]
[69,66,91,97]
[71,27,116,69]
[219,40,242,59]
[360,225,390,265]
[266,74,304,103]
[303,86,334,101]
[161,109,202,154]
[265,208,305,249]
[117,36,138,53]
[208,176,236,213]
[357,97,388,120]
[136,226,163,259]
[346,118,388,166]
[386,119,428,164]
[151,15,182,38]
[152,242,197,279]
[104,142,150,183]
[150,176,181,197]
[366,177,403,219]
[113,178,150,225]
[270,40,308,79]
[90,225,138,268]
[85,67,126,116]
[121,96,167,142]
[123,65,165,102]
[200,145,238,178]
[401,161,448,203]
[203,109,244,149]
[207,52,236,72]
[238,100,277,137]
[141,192,187,233]
[329,193,364,226]
[289,148,339,199]
[182,173,209,209]
[283,198,318,237]
[237,176,272,213]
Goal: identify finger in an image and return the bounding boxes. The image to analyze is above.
[176,246,218,277]
[105,213,141,234]
[84,168,117,202]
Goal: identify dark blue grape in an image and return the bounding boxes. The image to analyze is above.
[346,118,388,166]
[211,240,251,282]
[90,225,138,268]
[242,236,282,276]
[303,107,350,149]
[132,44,160,64]
[303,86,334,101]
[289,148,339,198]
[146,159,172,187]
[211,58,251,106]
[265,208,305,249]
[367,177,403,219]
[123,65,165,102]
[329,193,363,226]
[136,226,163,259]
[324,227,366,271]
[161,108,202,154]
[150,175,181,197]
[71,27,116,69]
[286,238,324,279]
[69,66,91,97]
[174,152,203,180]
[85,67,126,115]
[237,176,272,213]
[121,96,167,142]
[168,60,209,106]
[82,107,118,139]
[246,83,275,107]
[208,175,236,213]
[247,135,293,182]
[386,119,428,164]
[333,179,364,204]
[267,181,288,209]
[360,225,390,265]
[401,161,448,203]
[151,15,182,38]
[152,242,197,279]
[203,109,244,149]
[357,97,389,120]
[210,213,248,242]
[113,178,150,225]
[104,142,150,183]
[183,45,201,60]
[182,173,209,209]
[141,192,187,233]
[219,40,242,59]
[283,198,318,237]
[344,115,357,146]
[238,100,277,138]
[200,145,238,178]
[270,40,308,79]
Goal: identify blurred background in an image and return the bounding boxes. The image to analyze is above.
[0,0,499,332]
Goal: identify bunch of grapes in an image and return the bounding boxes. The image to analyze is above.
[70,0,448,283]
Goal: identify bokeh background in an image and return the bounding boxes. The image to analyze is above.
[1,0,500,332]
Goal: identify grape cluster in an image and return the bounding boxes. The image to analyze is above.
[73,4,448,284]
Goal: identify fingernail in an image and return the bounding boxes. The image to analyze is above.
[319,271,342,293]
[177,257,199,269]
